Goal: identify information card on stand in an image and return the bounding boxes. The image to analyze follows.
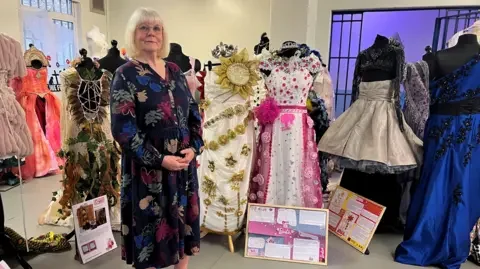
[327,186,386,253]
[72,195,117,264]
[244,203,329,265]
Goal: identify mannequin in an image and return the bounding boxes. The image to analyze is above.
[254,33,270,55]
[14,44,62,180]
[352,35,396,101]
[98,40,127,74]
[395,32,480,269]
[165,43,201,72]
[424,34,480,79]
[260,41,300,77]
[319,34,422,233]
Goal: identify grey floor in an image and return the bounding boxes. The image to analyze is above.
[2,175,477,269]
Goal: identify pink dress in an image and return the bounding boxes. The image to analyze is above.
[249,53,323,208]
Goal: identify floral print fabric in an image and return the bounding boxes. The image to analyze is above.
[111,60,203,269]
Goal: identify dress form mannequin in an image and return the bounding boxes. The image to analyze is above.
[98,40,127,74]
[260,41,301,77]
[361,35,397,82]
[424,34,480,80]
[338,34,408,233]
[165,43,201,72]
[254,33,270,55]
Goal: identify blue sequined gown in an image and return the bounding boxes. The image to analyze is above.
[395,54,480,269]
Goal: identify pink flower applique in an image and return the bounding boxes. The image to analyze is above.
[281,114,295,131]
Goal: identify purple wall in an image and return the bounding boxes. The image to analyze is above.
[361,10,439,62]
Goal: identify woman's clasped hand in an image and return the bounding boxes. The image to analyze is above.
[161,148,195,171]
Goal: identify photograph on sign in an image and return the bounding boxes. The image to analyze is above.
[327,186,386,253]
[244,203,328,265]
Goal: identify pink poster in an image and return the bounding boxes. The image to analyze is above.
[245,204,328,265]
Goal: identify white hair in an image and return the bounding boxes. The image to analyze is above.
[124,7,170,58]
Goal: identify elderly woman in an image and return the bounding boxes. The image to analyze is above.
[110,7,203,269]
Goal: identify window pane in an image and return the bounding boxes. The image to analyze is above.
[67,0,72,14]
[60,0,67,14]
[39,0,46,9]
[22,0,31,6]
[46,0,53,11]
[31,0,38,7]
[53,0,60,12]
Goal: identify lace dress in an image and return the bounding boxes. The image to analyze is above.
[249,53,323,208]
[318,40,422,174]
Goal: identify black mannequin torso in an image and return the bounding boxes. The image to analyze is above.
[98,40,127,74]
[424,34,480,79]
[254,33,270,55]
[361,35,397,82]
[165,43,201,73]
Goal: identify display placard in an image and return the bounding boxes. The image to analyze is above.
[327,186,386,253]
[72,195,117,264]
[244,203,328,265]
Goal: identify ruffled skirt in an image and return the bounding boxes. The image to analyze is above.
[317,80,423,174]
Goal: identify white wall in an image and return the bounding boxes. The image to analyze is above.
[107,0,271,62]
[314,0,480,57]
[76,0,109,50]
[0,0,22,41]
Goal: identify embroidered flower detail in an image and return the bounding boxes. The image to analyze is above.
[249,193,257,201]
[204,198,212,206]
[208,161,215,172]
[257,191,265,199]
[261,132,271,143]
[225,154,238,168]
[310,152,318,160]
[303,167,314,179]
[262,150,270,158]
[241,144,251,156]
[307,141,314,148]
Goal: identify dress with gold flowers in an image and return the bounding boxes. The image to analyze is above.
[198,49,260,234]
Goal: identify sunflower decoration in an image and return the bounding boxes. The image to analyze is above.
[213,48,260,100]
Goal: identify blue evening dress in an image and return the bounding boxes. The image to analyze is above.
[395,53,480,269]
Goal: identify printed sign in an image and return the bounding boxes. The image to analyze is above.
[327,186,386,253]
[72,195,117,264]
[0,261,11,269]
[245,203,328,265]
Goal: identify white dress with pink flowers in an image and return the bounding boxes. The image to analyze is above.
[249,52,323,208]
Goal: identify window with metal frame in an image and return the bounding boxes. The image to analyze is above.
[21,0,73,15]
[328,12,364,118]
[432,9,480,52]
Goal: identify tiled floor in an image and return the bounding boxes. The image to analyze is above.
[2,175,477,269]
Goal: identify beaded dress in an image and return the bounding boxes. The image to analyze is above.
[249,52,323,208]
[395,53,480,269]
[198,49,259,234]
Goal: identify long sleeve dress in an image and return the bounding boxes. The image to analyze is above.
[110,60,203,269]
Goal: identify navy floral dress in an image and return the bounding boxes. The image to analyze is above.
[110,60,203,269]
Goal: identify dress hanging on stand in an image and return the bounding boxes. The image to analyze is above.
[318,37,423,231]
[198,48,259,235]
[38,61,120,230]
[249,50,323,208]
[0,32,34,269]
[12,46,62,179]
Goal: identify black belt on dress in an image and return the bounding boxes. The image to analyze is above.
[430,97,480,115]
